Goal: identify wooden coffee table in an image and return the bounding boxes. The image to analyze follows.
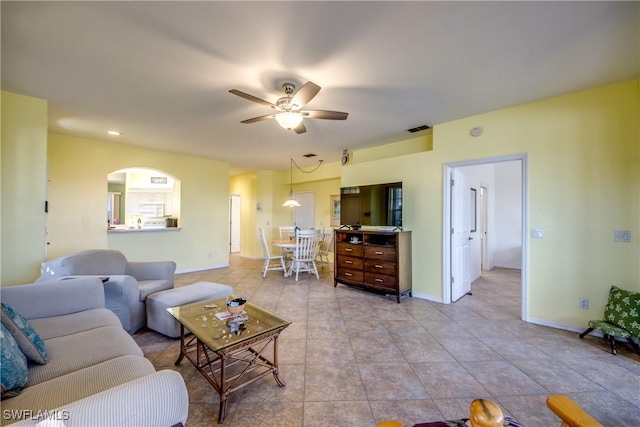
[167,297,291,423]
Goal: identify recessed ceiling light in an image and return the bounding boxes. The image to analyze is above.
[107,130,121,136]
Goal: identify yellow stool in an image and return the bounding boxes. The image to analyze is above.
[376,421,403,427]
[469,399,504,427]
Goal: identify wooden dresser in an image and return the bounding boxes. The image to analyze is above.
[334,229,412,303]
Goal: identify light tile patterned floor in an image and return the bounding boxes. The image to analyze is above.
[133,255,640,427]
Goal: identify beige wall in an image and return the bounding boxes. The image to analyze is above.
[230,172,258,257]
[47,133,230,273]
[3,81,638,335]
[343,79,639,330]
[1,92,48,285]
[231,165,341,259]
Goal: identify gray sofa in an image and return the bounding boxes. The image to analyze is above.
[0,277,188,427]
[36,249,176,333]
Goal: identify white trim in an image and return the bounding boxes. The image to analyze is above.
[526,317,586,334]
[175,263,229,274]
[411,292,444,304]
[443,153,529,322]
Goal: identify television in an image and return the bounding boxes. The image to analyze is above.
[340,182,403,228]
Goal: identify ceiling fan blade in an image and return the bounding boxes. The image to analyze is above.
[293,122,307,134]
[291,81,321,108]
[241,114,275,124]
[229,89,275,108]
[302,110,349,120]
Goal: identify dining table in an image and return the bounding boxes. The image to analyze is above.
[271,238,299,249]
[271,239,298,276]
[272,235,321,277]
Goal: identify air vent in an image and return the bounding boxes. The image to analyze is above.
[407,125,431,133]
[302,153,317,158]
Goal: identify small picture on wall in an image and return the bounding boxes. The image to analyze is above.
[330,195,340,227]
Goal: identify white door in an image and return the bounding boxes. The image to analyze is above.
[229,195,241,253]
[293,191,315,229]
[451,169,472,301]
[481,186,489,270]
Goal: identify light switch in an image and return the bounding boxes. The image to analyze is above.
[531,229,544,239]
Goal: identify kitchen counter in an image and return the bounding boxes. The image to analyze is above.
[108,227,181,233]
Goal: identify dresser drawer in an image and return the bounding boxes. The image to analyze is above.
[364,245,397,261]
[364,259,396,275]
[336,255,363,270]
[364,272,397,291]
[337,243,363,257]
[336,268,364,283]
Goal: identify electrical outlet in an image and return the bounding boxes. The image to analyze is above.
[614,230,631,242]
[531,229,544,239]
[579,298,589,309]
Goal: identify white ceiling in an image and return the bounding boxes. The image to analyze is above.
[2,1,638,174]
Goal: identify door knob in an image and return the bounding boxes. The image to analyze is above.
[468,237,473,240]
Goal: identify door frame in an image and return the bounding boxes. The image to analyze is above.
[442,153,529,321]
[229,194,241,253]
[480,186,490,271]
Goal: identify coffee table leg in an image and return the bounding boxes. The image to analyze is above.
[217,353,227,423]
[175,324,185,365]
[218,401,227,424]
[272,335,286,387]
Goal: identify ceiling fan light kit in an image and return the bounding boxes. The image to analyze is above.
[275,112,303,130]
[229,81,348,134]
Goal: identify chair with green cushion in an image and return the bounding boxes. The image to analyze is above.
[579,285,640,355]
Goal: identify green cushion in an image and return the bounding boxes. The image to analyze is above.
[588,320,631,338]
[602,286,640,337]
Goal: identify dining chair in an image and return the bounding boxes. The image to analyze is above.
[288,229,320,281]
[258,227,286,278]
[316,229,333,269]
[279,225,296,260]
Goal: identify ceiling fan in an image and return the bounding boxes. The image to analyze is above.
[229,81,348,134]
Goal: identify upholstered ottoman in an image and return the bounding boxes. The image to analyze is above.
[146,281,233,338]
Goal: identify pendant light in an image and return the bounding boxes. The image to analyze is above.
[283,158,301,207]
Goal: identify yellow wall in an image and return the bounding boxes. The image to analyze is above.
[230,172,258,257]
[231,165,341,258]
[1,92,48,285]
[3,81,638,334]
[343,79,639,330]
[294,177,341,230]
[47,133,230,272]
[354,133,432,163]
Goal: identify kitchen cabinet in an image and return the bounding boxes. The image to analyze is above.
[126,189,174,216]
[334,229,412,303]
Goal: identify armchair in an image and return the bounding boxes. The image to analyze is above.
[36,249,176,333]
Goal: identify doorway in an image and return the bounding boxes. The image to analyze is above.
[293,191,316,229]
[443,154,528,321]
[229,194,241,253]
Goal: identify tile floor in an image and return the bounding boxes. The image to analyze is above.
[133,255,640,427]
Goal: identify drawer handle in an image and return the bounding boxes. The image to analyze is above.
[345,272,352,277]
[375,251,384,255]
[345,260,352,264]
[375,278,384,283]
[374,264,384,269]
[345,248,352,252]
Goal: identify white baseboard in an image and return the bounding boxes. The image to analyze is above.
[411,291,443,304]
[526,316,586,334]
[176,263,229,274]
[493,263,522,270]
